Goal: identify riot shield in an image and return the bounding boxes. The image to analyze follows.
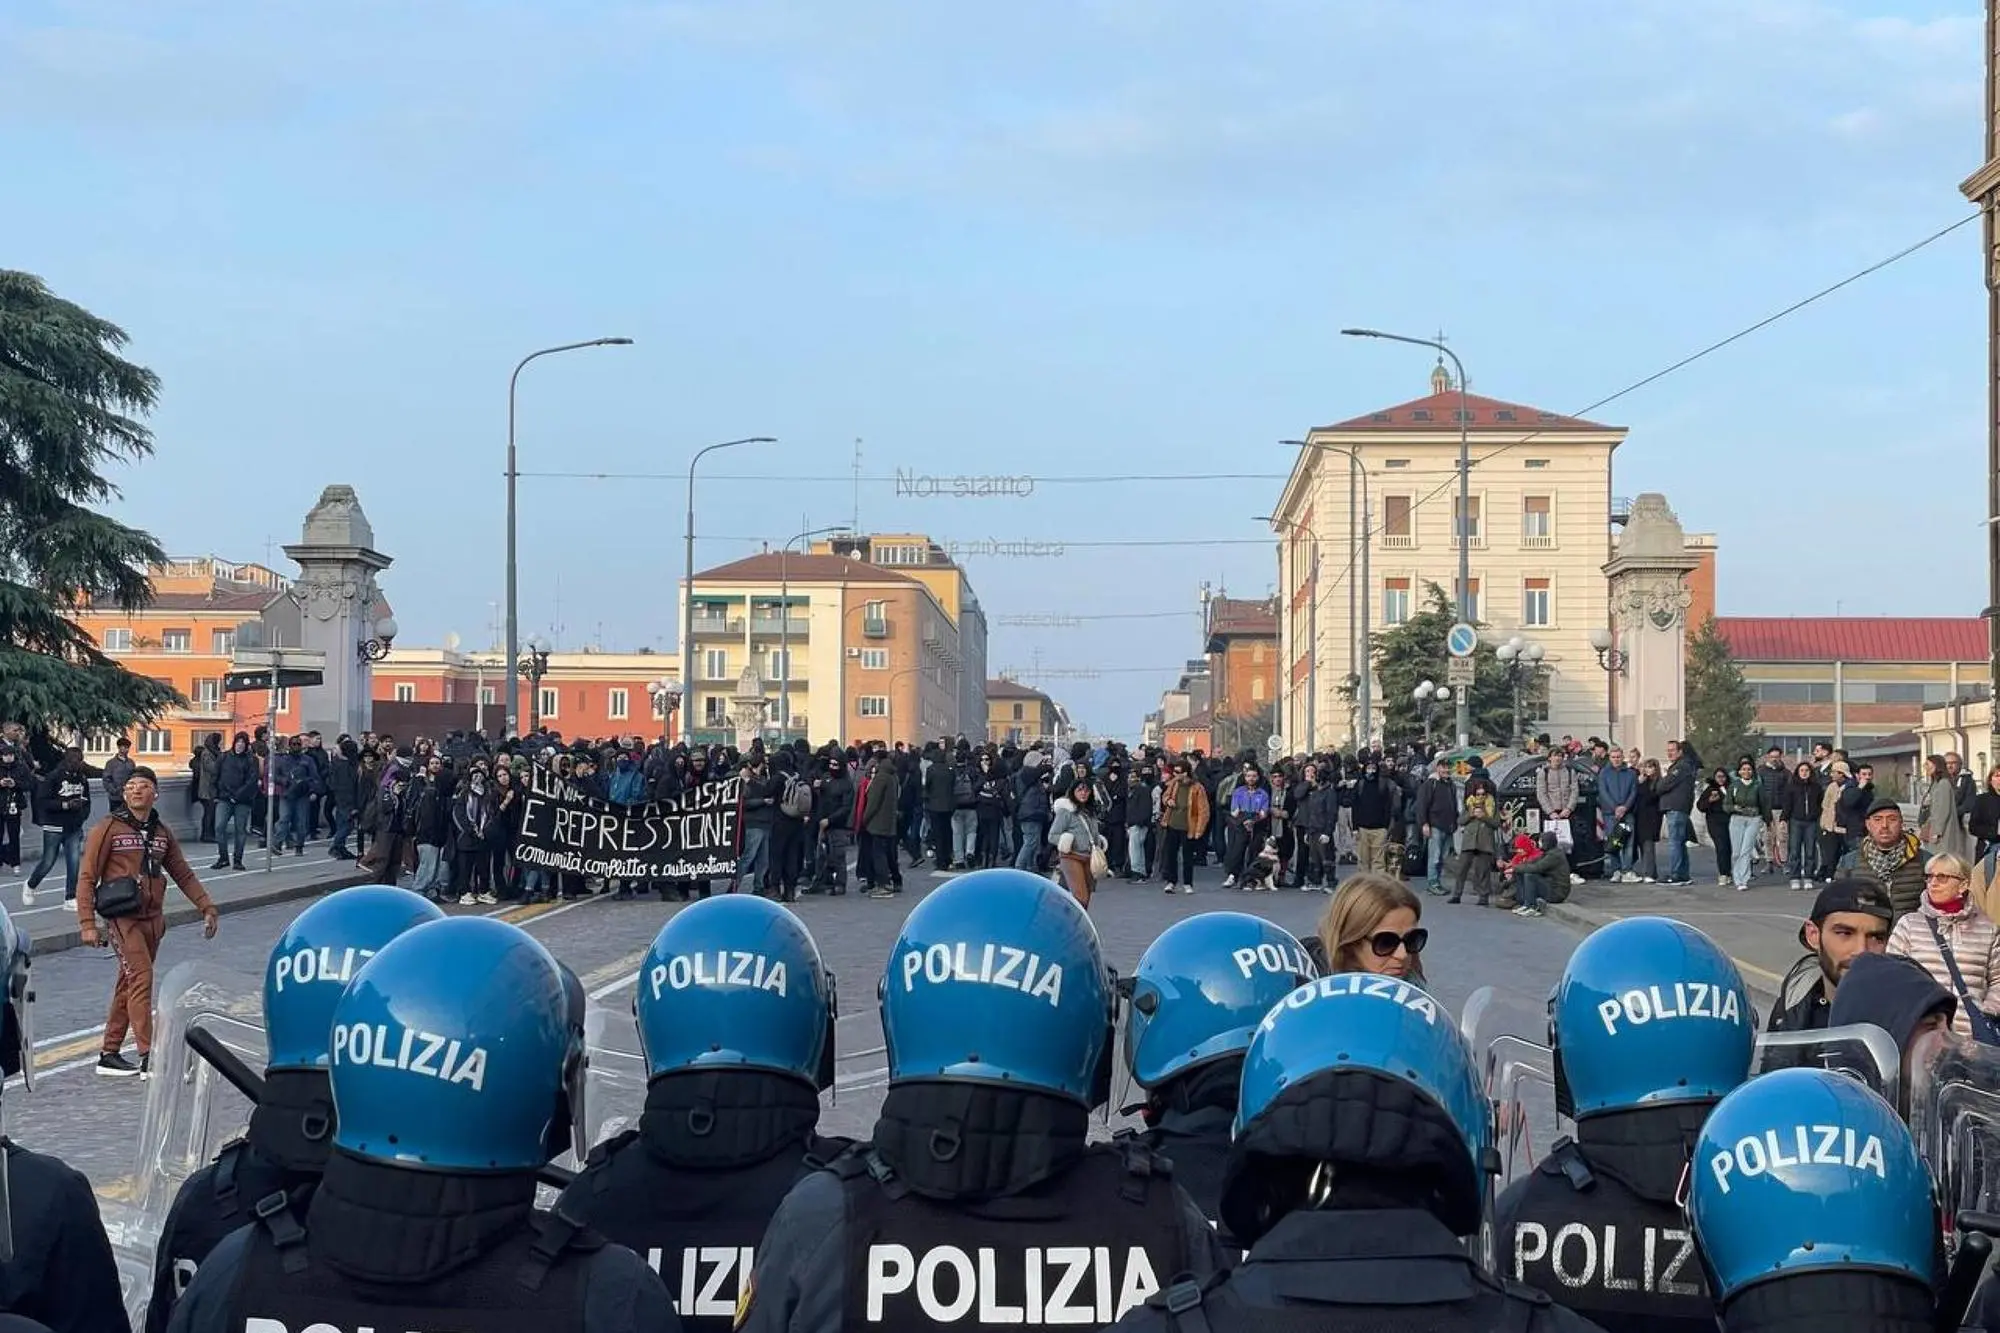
[127,962,267,1248]
[101,1196,159,1333]
[1751,1023,1900,1099]
[580,1002,648,1155]
[1461,985,1558,1187]
[1911,1030,2000,1230]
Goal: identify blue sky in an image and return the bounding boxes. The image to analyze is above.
[4,0,1985,737]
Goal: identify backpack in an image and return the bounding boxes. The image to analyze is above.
[780,775,813,819]
[609,764,647,806]
[952,767,975,804]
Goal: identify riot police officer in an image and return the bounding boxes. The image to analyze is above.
[1114,971,1603,1333]
[739,868,1225,1333]
[1688,1067,1941,1333]
[164,915,679,1333]
[1495,916,1754,1332]
[146,885,445,1333]
[1122,912,1316,1228]
[0,901,127,1333]
[559,895,851,1333]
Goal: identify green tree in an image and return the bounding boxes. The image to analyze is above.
[1212,701,1280,760]
[1343,583,1524,748]
[1684,614,1760,768]
[1,271,183,740]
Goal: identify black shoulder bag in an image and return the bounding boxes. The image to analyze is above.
[91,813,156,921]
[1924,916,2000,1046]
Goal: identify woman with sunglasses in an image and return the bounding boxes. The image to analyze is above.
[1885,852,2000,1041]
[1316,872,1428,983]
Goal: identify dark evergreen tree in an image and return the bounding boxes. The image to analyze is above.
[0,271,183,742]
[1685,614,1759,769]
[1343,583,1522,747]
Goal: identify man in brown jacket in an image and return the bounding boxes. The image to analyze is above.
[75,766,219,1078]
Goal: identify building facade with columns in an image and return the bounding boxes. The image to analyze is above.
[1270,366,1628,749]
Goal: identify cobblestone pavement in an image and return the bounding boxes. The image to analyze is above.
[9,856,1589,1202]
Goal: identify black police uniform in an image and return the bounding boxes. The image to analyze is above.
[1113,1208,1604,1333]
[558,1111,848,1333]
[740,1139,1225,1333]
[0,1138,128,1333]
[1495,1138,1712,1333]
[163,1154,680,1333]
[1133,1108,1231,1232]
[147,1138,315,1333]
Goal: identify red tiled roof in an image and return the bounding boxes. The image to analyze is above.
[986,678,1049,700]
[1206,597,1277,648]
[137,589,275,613]
[1165,709,1213,732]
[1317,390,1614,433]
[1715,616,1987,663]
[693,553,918,584]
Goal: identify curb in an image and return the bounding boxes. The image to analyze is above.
[27,871,372,958]
[1541,898,1782,1012]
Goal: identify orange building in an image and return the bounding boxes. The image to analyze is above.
[1203,595,1279,752]
[371,648,682,742]
[69,556,295,771]
[986,678,1064,746]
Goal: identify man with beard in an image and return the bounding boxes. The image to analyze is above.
[1766,879,1894,1033]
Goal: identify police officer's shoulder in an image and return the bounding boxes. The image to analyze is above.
[163,1225,255,1333]
[802,1133,856,1171]
[576,1237,683,1333]
[6,1137,96,1200]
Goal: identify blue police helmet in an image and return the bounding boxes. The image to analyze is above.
[636,894,835,1088]
[329,916,580,1171]
[1236,973,1488,1171]
[881,868,1112,1105]
[264,887,446,1073]
[1551,916,1754,1117]
[1689,1066,1936,1300]
[1125,912,1317,1090]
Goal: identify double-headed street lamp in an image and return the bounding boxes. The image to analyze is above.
[1341,327,1472,746]
[646,677,682,743]
[1256,514,1319,753]
[1496,635,1545,747]
[518,635,552,733]
[683,438,778,742]
[779,524,848,740]
[1413,679,1454,746]
[505,337,633,736]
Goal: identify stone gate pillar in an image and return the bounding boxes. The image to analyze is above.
[731,664,771,750]
[1602,493,1698,758]
[282,486,393,740]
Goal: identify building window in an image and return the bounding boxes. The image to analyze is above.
[1757,682,1837,704]
[767,650,790,680]
[193,678,222,709]
[1452,577,1482,621]
[138,728,172,754]
[1251,678,1267,702]
[161,628,192,653]
[272,687,290,714]
[538,687,559,719]
[1452,495,1483,547]
[861,648,888,670]
[703,649,729,681]
[608,688,629,720]
[876,544,926,566]
[1252,643,1267,664]
[704,696,728,726]
[392,682,416,703]
[84,731,116,754]
[1383,459,1410,468]
[1524,459,1550,469]
[1382,578,1411,625]
[1381,495,1414,548]
[1523,578,1552,627]
[1012,703,1025,721]
[479,686,496,705]
[101,627,132,652]
[211,628,236,655]
[858,696,888,718]
[1522,495,1553,547]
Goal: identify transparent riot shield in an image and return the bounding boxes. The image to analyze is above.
[127,961,266,1263]
[1911,1030,2000,1231]
[101,1195,159,1332]
[1751,1023,1900,1099]
[1461,985,1558,1188]
[580,1002,648,1155]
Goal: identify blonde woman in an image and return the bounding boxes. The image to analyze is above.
[1887,852,2000,1042]
[1316,872,1428,983]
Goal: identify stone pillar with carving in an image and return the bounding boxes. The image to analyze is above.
[730,663,771,750]
[1602,493,1698,758]
[281,486,393,740]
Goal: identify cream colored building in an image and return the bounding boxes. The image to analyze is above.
[1270,365,1628,749]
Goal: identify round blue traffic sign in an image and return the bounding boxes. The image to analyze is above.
[1446,622,1478,657]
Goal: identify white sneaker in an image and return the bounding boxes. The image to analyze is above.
[458,893,476,905]
[1179,885,1194,895]
[476,893,498,905]
[1222,877,1236,889]
[1717,875,1730,886]
[1162,883,1177,895]
[18,886,32,908]
[1522,906,1543,917]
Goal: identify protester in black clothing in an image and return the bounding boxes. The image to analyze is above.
[973,753,1009,867]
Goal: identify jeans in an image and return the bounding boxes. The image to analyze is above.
[1127,825,1149,877]
[1602,820,1633,876]
[27,826,83,896]
[1663,810,1692,882]
[1728,814,1762,887]
[1788,820,1819,880]
[275,791,313,851]
[413,843,446,896]
[330,804,354,857]
[733,825,771,892]
[1516,870,1549,910]
[1426,827,1452,886]
[217,801,253,864]
[1014,820,1046,872]
[951,809,977,866]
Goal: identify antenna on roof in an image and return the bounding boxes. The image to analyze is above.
[852,438,863,536]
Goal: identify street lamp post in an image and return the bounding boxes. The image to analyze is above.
[1341,328,1472,746]
[1586,627,1629,742]
[1257,514,1319,753]
[1496,635,1545,748]
[779,524,847,743]
[682,437,777,747]
[505,337,632,737]
[1281,441,1372,746]
[646,678,682,745]
[518,636,552,734]
[1413,679,1454,747]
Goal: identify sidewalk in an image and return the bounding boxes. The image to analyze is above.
[1541,844,1810,1007]
[6,837,370,956]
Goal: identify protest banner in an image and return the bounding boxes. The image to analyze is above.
[514,763,742,880]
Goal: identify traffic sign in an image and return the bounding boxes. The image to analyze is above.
[224,667,325,693]
[1446,657,1476,687]
[1446,623,1478,657]
[1265,733,1286,754]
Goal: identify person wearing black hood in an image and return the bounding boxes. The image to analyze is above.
[0,738,29,884]
[212,734,259,872]
[560,899,849,1333]
[810,754,856,895]
[1827,950,1957,1114]
[146,887,444,1333]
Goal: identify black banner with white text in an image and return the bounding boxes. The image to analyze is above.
[514,764,742,880]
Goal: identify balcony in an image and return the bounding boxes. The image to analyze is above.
[1379,531,1416,549]
[1449,530,1487,550]
[749,616,811,636]
[690,616,743,635]
[765,665,808,685]
[1521,531,1556,549]
[862,617,890,639]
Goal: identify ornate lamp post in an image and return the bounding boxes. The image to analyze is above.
[518,635,552,733]
[1495,636,1545,747]
[356,614,398,663]
[1413,679,1454,747]
[647,678,682,744]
